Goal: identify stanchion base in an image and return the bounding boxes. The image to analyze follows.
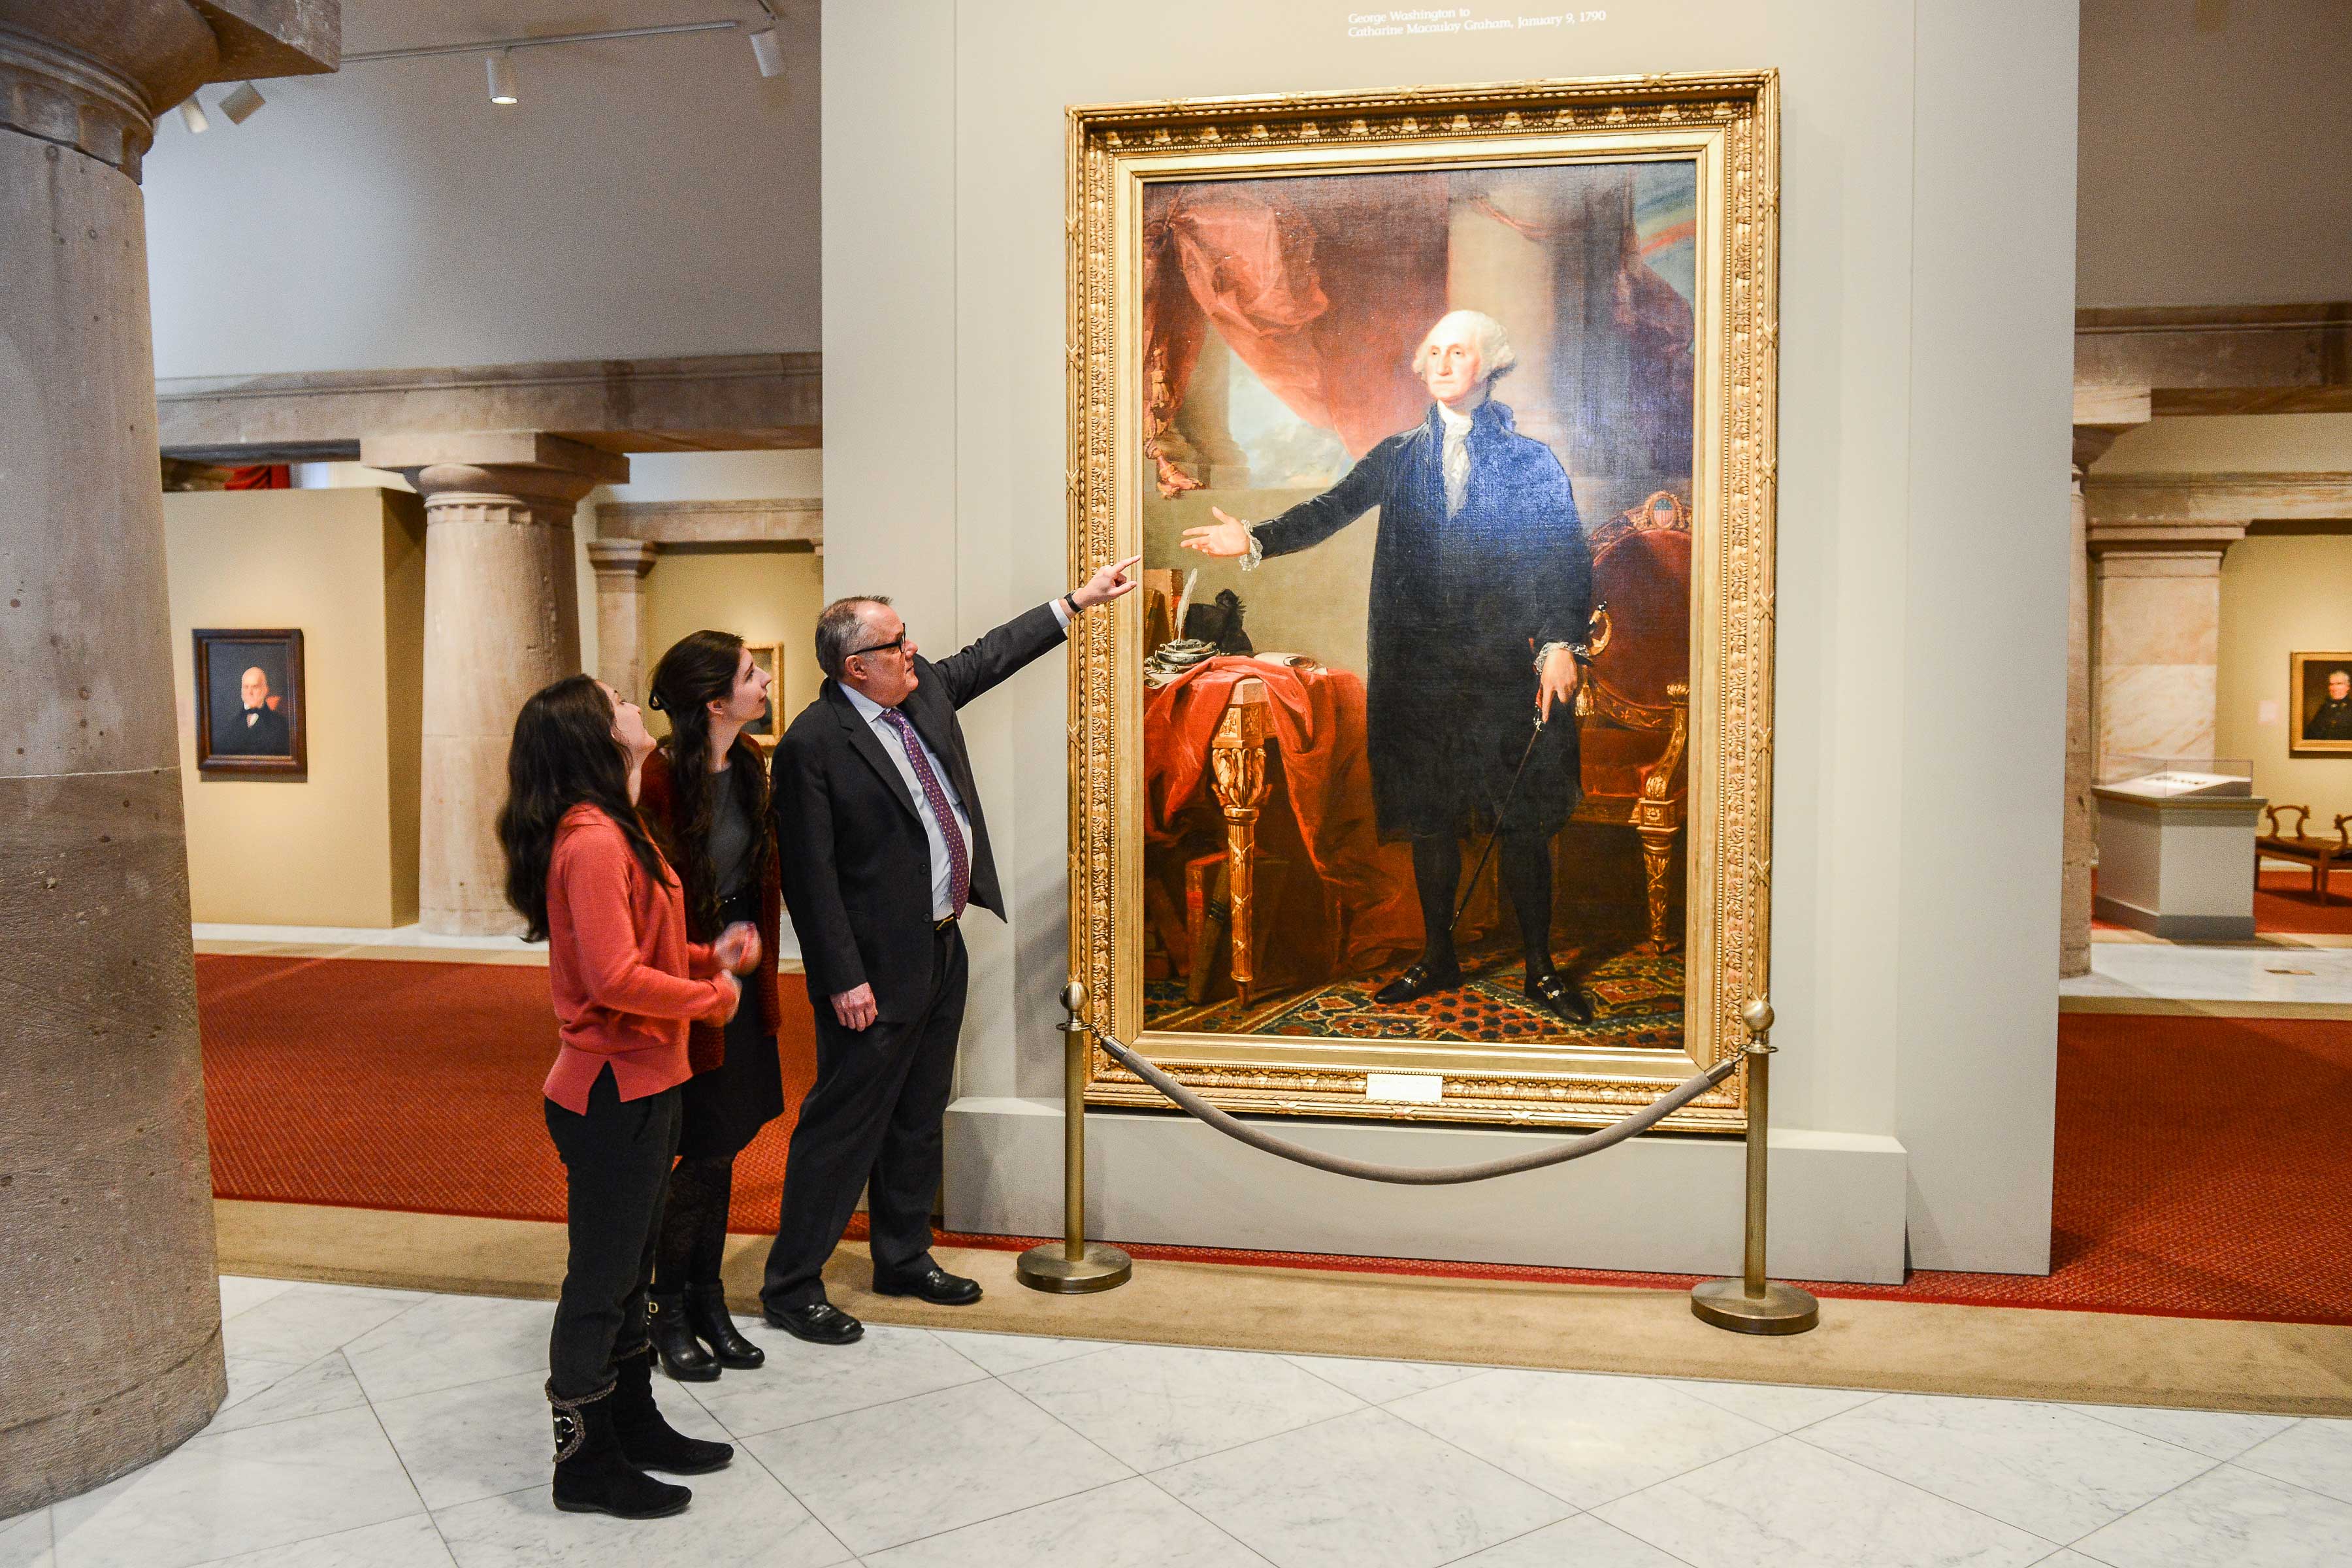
[1015,1242,1132,1294]
[1691,1278,1820,1335]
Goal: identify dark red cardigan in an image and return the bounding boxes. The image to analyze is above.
[638,747,785,1075]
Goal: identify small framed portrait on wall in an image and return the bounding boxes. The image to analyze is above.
[2291,652,2352,756]
[743,641,785,747]
[195,628,306,777]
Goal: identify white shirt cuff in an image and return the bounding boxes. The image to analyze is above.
[1050,596,1073,629]
[1240,521,1266,572]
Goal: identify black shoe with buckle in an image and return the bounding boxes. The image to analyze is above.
[1373,956,1464,1005]
[763,1301,864,1345]
[873,1265,982,1306]
[1525,966,1595,1025]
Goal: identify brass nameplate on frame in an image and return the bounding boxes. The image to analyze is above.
[1066,73,1780,1130]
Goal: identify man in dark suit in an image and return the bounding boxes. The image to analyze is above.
[216,665,291,755]
[760,560,1139,1345]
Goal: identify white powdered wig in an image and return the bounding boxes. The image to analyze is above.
[1411,309,1518,382]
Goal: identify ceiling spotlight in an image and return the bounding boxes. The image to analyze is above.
[219,82,265,123]
[749,26,783,77]
[486,48,518,105]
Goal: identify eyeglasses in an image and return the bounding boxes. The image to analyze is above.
[844,634,908,661]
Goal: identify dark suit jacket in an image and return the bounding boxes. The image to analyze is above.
[216,705,291,756]
[770,602,1066,1021]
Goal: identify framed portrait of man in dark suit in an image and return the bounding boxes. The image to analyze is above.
[195,628,306,777]
[1066,73,1780,1134]
[2291,652,2352,756]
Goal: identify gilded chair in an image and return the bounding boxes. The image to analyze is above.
[1573,491,1693,950]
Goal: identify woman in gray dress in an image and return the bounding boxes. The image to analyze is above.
[639,631,789,1380]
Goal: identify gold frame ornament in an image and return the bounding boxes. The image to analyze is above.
[1066,72,1780,1131]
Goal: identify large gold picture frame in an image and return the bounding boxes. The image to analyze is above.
[1066,73,1779,1131]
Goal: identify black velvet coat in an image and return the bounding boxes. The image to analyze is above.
[1253,399,1592,841]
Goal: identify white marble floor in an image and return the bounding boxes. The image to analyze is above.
[2063,940,2352,1006]
[5,1280,2347,1568]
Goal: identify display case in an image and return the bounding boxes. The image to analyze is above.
[2093,758,2264,940]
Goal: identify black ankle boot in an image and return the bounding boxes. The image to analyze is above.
[684,1285,766,1369]
[549,1380,692,1519]
[647,1290,719,1382]
[610,1346,734,1475]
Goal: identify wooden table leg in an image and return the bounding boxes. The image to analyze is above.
[1209,678,1271,1009]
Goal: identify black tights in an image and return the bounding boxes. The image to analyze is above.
[1411,831,1556,973]
[651,1154,734,1296]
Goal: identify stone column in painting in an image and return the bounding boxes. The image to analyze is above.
[0,0,338,1513]
[361,433,628,936]
[587,538,660,700]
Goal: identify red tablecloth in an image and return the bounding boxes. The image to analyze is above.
[1143,657,1420,972]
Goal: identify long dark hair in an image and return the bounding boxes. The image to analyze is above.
[497,674,671,942]
[648,630,772,941]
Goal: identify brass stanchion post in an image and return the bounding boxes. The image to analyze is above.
[1015,981,1133,1293]
[1691,999,1820,1334]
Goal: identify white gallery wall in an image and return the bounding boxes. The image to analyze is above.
[2077,0,2352,308]
[142,0,820,378]
[825,0,2076,1279]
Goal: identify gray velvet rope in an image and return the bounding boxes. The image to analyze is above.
[1081,1021,1741,1185]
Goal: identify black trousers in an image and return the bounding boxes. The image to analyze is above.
[762,924,966,1311]
[544,1065,681,1398]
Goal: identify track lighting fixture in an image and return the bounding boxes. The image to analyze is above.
[749,26,783,77]
[176,96,209,133]
[219,82,265,123]
[487,48,518,105]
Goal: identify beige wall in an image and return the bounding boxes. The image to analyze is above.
[642,546,828,734]
[2220,532,2352,827]
[2078,0,2352,308]
[164,488,426,926]
[2095,414,2352,475]
[828,0,2077,1275]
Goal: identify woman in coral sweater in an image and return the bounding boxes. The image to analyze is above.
[496,674,759,1520]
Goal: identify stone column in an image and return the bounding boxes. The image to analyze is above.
[2061,466,2095,976]
[587,539,659,698]
[360,433,627,936]
[2089,544,2234,773]
[0,0,336,1514]
[2063,398,2149,977]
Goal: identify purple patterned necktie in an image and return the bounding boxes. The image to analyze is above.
[881,708,969,916]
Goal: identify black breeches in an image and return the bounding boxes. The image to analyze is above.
[1410,830,1554,970]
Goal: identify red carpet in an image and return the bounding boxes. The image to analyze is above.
[199,956,2352,1326]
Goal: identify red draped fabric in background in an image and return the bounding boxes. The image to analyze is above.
[1141,175,1449,497]
[1143,657,1420,973]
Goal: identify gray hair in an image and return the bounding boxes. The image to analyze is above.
[1411,308,1518,384]
[815,595,891,679]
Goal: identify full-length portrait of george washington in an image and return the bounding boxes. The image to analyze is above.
[1179,309,1597,1023]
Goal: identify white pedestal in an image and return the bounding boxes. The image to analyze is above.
[2093,788,2266,941]
[944,1098,1911,1285]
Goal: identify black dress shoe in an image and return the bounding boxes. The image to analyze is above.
[1372,958,1464,1005]
[873,1266,982,1306]
[762,1301,864,1345]
[1525,966,1595,1024]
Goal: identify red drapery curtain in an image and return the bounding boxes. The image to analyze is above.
[224,465,291,490]
[1141,176,1450,497]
